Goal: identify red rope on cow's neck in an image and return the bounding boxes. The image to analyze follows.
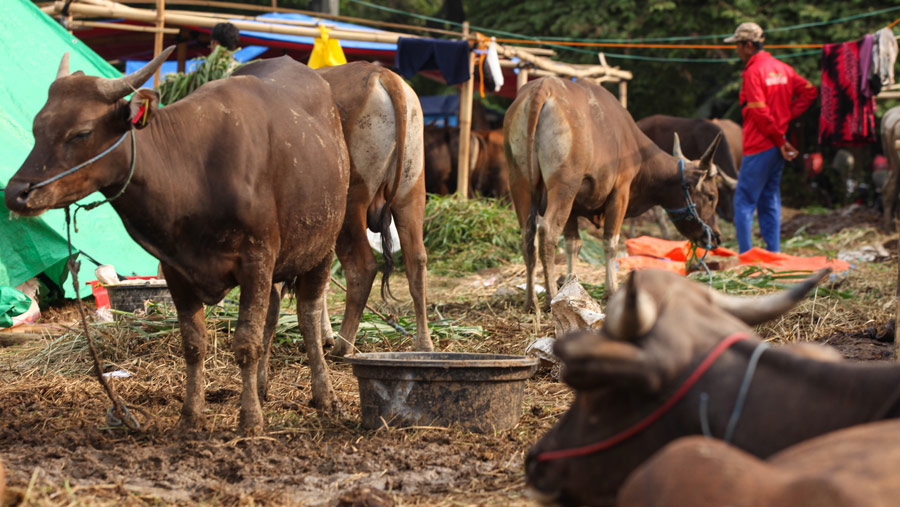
[536,332,750,462]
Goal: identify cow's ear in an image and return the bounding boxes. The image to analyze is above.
[127,89,159,129]
[554,331,664,392]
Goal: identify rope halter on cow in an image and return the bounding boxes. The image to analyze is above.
[535,332,755,462]
[662,158,716,283]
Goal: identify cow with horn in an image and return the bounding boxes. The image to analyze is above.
[504,77,726,309]
[4,49,350,435]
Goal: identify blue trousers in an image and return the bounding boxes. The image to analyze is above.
[734,147,784,253]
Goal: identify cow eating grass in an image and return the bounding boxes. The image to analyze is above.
[526,267,900,505]
[4,48,350,435]
[504,77,726,310]
[619,420,900,507]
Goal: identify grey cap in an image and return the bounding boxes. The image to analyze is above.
[724,22,765,43]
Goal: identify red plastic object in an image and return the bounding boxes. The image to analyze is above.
[87,276,156,309]
[803,152,823,177]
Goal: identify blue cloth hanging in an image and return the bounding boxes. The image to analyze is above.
[395,37,471,85]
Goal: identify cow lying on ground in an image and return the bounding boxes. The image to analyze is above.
[637,115,739,221]
[620,420,900,507]
[316,62,432,356]
[5,49,349,434]
[504,77,724,308]
[526,268,900,506]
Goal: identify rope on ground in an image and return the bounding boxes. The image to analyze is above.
[329,276,410,336]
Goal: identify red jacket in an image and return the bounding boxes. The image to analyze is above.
[739,51,817,156]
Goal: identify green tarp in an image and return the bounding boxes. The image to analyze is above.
[0,0,158,297]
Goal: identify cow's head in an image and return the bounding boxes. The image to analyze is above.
[525,268,830,506]
[669,132,734,248]
[4,48,173,216]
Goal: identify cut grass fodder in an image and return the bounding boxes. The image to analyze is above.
[423,195,521,275]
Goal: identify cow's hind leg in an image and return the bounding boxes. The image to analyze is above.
[296,253,341,413]
[563,214,581,279]
[510,175,540,312]
[392,175,433,352]
[163,265,208,430]
[331,197,378,357]
[257,283,281,402]
[538,182,579,309]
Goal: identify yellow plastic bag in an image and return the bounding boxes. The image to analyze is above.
[307,25,347,69]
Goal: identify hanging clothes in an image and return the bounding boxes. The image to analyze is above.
[395,37,471,85]
[859,34,874,99]
[819,38,877,146]
[873,27,899,88]
[485,37,504,92]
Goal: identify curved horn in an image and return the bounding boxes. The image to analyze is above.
[708,268,832,325]
[718,171,738,191]
[97,46,176,101]
[699,132,723,169]
[604,271,658,341]
[672,132,685,160]
[56,52,70,80]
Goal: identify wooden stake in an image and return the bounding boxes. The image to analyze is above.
[619,80,628,109]
[456,21,474,201]
[516,67,529,90]
[153,0,166,88]
[177,27,188,73]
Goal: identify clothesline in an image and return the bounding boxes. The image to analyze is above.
[347,0,900,45]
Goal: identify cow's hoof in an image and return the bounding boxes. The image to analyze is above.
[322,332,335,348]
[415,339,435,352]
[239,409,265,436]
[310,396,345,418]
[328,343,349,358]
[257,384,269,403]
[175,413,206,432]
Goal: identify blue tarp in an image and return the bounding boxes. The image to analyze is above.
[419,94,460,126]
[240,12,396,52]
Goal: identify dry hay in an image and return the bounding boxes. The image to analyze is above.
[0,212,897,505]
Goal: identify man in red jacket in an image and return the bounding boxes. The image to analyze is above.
[727,22,817,253]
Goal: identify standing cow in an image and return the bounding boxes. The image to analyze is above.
[880,106,900,228]
[5,49,349,434]
[316,62,432,356]
[423,125,481,196]
[504,77,724,308]
[637,115,739,221]
[471,129,510,199]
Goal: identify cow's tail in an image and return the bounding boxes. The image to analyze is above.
[376,70,410,301]
[523,81,551,264]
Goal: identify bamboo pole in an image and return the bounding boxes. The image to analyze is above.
[55,2,412,43]
[67,20,179,33]
[456,21,474,201]
[152,0,165,88]
[619,80,628,109]
[516,67,529,90]
[497,44,632,80]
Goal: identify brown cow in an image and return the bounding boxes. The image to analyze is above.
[620,421,900,507]
[0,457,4,503]
[504,77,724,309]
[879,106,900,228]
[637,115,739,221]
[423,125,480,196]
[471,129,510,199]
[526,268,900,506]
[316,62,432,356]
[4,49,349,434]
[710,118,743,170]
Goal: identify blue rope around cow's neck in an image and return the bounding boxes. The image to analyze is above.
[699,340,770,443]
[662,159,715,286]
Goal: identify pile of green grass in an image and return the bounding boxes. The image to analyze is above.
[422,195,522,275]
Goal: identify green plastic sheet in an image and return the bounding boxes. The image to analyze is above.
[0,0,158,298]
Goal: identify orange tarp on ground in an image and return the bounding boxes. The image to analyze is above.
[617,236,850,276]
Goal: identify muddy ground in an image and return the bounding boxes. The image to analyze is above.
[0,205,897,506]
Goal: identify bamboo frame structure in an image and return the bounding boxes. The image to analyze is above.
[44,0,634,198]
